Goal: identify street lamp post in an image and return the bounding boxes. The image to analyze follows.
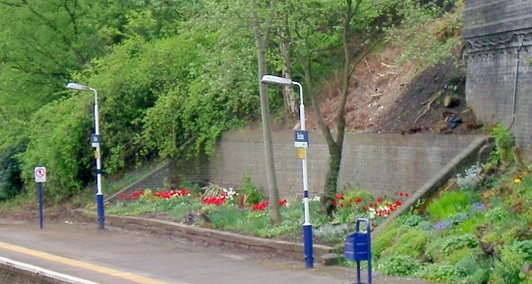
[66,82,105,230]
[260,75,313,268]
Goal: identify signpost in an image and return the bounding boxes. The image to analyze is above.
[34,167,46,229]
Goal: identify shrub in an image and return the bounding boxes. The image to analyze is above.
[381,229,429,259]
[415,264,459,283]
[0,143,26,200]
[372,219,410,258]
[425,234,478,263]
[379,255,421,277]
[490,240,532,284]
[456,164,481,190]
[455,256,492,284]
[238,175,263,206]
[314,223,351,245]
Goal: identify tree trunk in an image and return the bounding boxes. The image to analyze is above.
[323,142,342,215]
[280,29,297,116]
[250,0,281,225]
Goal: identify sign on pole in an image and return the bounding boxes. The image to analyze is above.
[34,167,46,183]
[294,130,309,148]
[91,134,101,148]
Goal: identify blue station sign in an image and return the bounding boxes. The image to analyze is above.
[294,130,309,148]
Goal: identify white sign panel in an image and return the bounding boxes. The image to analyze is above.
[34,167,46,183]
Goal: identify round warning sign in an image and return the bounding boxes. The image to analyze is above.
[34,167,46,183]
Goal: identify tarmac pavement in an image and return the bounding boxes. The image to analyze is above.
[0,217,437,284]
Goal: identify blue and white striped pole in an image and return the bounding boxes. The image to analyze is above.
[67,83,105,230]
[93,88,105,231]
[296,82,314,269]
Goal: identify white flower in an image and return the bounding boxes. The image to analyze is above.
[368,207,376,219]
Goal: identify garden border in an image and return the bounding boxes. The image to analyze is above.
[71,209,336,263]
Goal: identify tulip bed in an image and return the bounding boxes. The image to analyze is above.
[107,184,408,246]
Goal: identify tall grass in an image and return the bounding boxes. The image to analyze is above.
[426,190,479,221]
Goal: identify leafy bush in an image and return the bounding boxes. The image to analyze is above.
[456,164,481,190]
[415,264,459,283]
[314,223,351,245]
[455,256,491,284]
[0,143,26,200]
[425,234,478,263]
[380,229,429,259]
[238,175,263,206]
[379,255,421,277]
[491,240,532,284]
[19,96,94,203]
[372,219,410,258]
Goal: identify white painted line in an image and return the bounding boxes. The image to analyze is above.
[0,256,98,284]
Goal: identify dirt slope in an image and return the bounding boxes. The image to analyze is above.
[303,48,484,135]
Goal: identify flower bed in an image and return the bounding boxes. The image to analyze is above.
[109,183,409,247]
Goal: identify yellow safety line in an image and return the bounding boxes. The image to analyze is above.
[0,241,178,284]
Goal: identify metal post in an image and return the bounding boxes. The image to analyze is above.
[295,82,314,268]
[38,182,43,229]
[92,88,105,230]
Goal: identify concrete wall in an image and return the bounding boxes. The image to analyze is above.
[208,131,483,198]
[464,0,532,152]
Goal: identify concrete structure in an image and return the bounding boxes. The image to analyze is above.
[208,131,484,198]
[115,131,485,201]
[463,0,532,153]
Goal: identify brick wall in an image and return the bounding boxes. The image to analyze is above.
[464,0,532,153]
[207,131,483,198]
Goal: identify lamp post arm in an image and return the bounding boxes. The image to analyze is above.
[294,82,305,131]
[91,88,99,136]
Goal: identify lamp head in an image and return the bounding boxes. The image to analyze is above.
[261,75,293,86]
[66,82,91,91]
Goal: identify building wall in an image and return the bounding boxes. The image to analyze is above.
[464,0,532,152]
[208,131,483,198]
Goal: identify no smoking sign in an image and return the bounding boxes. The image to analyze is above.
[34,167,46,183]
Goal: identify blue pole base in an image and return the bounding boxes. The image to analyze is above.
[96,194,105,230]
[303,224,314,268]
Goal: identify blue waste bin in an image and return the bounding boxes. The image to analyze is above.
[344,218,372,284]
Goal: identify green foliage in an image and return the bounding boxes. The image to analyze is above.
[386,0,464,67]
[379,255,421,276]
[372,225,401,258]
[18,96,94,203]
[400,213,430,228]
[426,190,478,221]
[425,234,478,263]
[258,220,300,239]
[491,240,532,284]
[238,175,264,206]
[415,264,460,283]
[381,229,429,259]
[489,122,514,166]
[456,214,484,233]
[314,223,351,245]
[454,256,492,284]
[0,143,26,200]
[206,205,249,230]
